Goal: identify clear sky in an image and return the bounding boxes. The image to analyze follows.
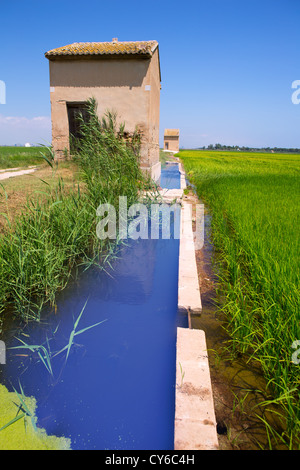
[0,0,299,148]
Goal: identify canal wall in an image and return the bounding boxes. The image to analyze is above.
[161,162,219,450]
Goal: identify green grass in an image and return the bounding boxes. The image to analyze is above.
[159,148,178,168]
[0,99,146,323]
[179,149,300,448]
[0,146,44,169]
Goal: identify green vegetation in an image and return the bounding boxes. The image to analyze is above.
[72,98,144,211]
[0,146,44,169]
[0,161,81,233]
[200,143,300,153]
[0,99,145,323]
[0,100,147,450]
[0,160,98,321]
[9,300,107,383]
[159,149,178,168]
[0,384,71,450]
[179,150,300,448]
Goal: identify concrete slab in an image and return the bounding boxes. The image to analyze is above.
[158,188,183,204]
[174,328,219,450]
[140,188,183,205]
[178,202,202,314]
[178,162,187,190]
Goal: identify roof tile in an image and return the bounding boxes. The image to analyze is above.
[164,129,180,137]
[45,41,158,58]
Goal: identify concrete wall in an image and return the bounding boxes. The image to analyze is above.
[48,49,161,179]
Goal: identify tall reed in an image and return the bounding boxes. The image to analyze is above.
[0,99,145,322]
[72,97,144,212]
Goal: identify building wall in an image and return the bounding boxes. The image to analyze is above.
[147,49,161,180]
[48,51,161,179]
[164,135,179,152]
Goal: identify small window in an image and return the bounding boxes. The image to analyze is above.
[165,142,169,150]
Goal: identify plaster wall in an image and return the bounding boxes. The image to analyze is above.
[48,50,161,178]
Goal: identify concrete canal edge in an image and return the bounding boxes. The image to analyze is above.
[178,200,202,319]
[174,328,219,450]
[143,162,219,449]
[174,163,219,450]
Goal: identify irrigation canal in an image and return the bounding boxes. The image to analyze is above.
[2,164,186,450]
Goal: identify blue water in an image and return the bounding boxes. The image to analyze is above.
[159,163,181,189]
[2,164,185,450]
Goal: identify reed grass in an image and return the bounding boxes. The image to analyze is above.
[72,97,145,210]
[9,300,107,381]
[0,98,146,323]
[52,299,107,364]
[179,150,300,448]
[9,337,54,376]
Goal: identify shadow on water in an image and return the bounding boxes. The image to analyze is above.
[0,166,183,450]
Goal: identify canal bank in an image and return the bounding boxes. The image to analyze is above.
[0,163,184,450]
[0,161,220,451]
[180,174,290,450]
[169,162,218,450]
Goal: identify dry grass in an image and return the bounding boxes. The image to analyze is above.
[0,161,82,232]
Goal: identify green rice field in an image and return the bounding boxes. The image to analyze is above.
[0,146,44,169]
[179,150,300,448]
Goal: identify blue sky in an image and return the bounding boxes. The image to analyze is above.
[0,0,299,148]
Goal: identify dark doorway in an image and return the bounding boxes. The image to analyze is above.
[67,102,90,148]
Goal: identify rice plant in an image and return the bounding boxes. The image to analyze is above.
[179,149,300,448]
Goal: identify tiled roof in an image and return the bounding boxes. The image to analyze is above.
[164,129,180,137]
[45,40,158,58]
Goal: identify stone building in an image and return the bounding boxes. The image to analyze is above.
[164,129,179,152]
[45,39,161,180]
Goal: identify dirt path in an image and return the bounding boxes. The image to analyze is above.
[0,167,37,181]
